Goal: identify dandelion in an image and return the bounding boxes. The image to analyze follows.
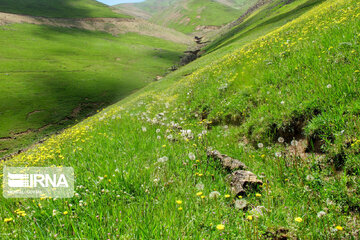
[201,195,205,199]
[335,226,343,231]
[278,137,285,143]
[156,129,161,133]
[275,152,282,157]
[257,143,264,148]
[142,127,147,132]
[209,191,221,199]
[188,152,196,160]
[317,211,326,218]
[295,217,303,223]
[326,84,332,88]
[196,183,205,190]
[291,140,298,146]
[306,175,314,181]
[162,145,166,148]
[255,193,262,197]
[247,215,253,221]
[225,194,231,198]
[157,156,168,163]
[63,211,68,215]
[176,200,182,205]
[216,224,225,230]
[178,207,183,211]
[280,101,285,105]
[4,218,13,223]
[196,192,203,196]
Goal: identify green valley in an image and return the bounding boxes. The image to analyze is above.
[0,21,187,157]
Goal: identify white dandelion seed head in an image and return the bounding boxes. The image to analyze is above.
[188,152,196,161]
[317,211,326,218]
[306,175,314,181]
[275,152,282,157]
[258,143,264,148]
[278,137,285,143]
[291,140,298,146]
[209,191,221,199]
[142,127,147,132]
[196,183,205,190]
[327,84,332,88]
[157,156,168,163]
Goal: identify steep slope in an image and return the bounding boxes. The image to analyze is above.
[204,0,326,53]
[114,0,258,34]
[1,0,359,239]
[0,0,127,18]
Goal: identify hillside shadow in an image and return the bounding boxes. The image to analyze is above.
[0,0,111,18]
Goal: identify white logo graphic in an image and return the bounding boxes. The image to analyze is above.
[8,173,69,188]
[3,167,74,198]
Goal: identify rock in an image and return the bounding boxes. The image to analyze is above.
[227,170,263,197]
[207,150,247,171]
[234,199,248,210]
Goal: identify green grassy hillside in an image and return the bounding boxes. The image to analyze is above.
[0,23,186,157]
[204,0,326,53]
[0,0,128,18]
[1,0,359,238]
[115,0,257,34]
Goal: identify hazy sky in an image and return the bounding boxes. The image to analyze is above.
[97,0,145,6]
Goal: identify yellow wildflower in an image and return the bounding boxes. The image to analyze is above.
[4,218,13,223]
[295,217,303,223]
[216,224,225,230]
[176,200,182,205]
[247,216,253,221]
[255,193,262,197]
[178,207,183,211]
[196,192,203,196]
[63,211,68,215]
[336,226,343,231]
[225,194,231,198]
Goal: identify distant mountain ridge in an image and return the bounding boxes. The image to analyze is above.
[113,0,258,34]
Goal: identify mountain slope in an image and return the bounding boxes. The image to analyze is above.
[114,0,258,34]
[0,0,127,18]
[1,0,359,238]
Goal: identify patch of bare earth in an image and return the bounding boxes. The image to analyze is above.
[0,12,192,45]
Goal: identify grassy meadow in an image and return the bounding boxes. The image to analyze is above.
[0,0,128,18]
[1,0,359,239]
[0,23,186,157]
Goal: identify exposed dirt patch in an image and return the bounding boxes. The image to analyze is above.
[13,129,33,137]
[0,148,8,153]
[26,110,44,119]
[0,12,192,45]
[0,136,12,141]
